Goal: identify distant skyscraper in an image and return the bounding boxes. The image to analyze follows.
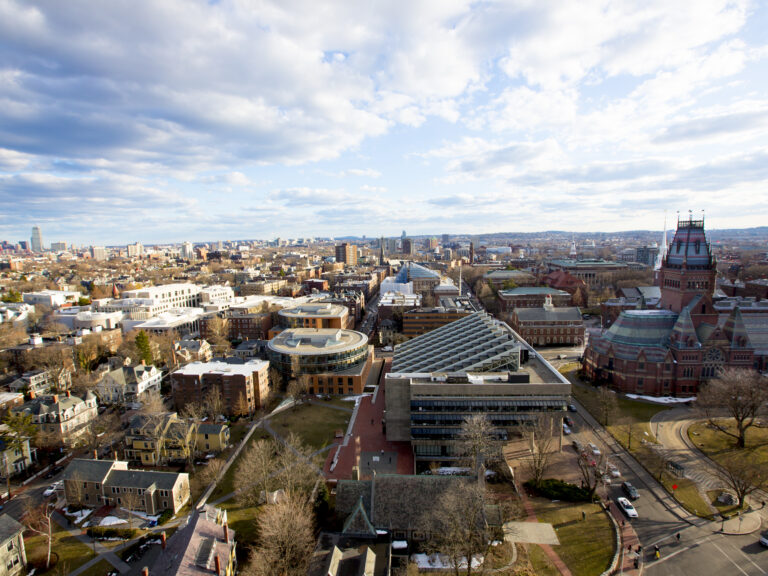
[402,238,414,255]
[469,242,475,264]
[401,230,407,239]
[127,242,144,258]
[50,241,67,252]
[379,236,385,266]
[91,246,107,261]
[441,234,450,245]
[30,226,43,252]
[181,241,195,260]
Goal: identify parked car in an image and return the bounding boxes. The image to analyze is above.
[588,442,601,456]
[622,481,639,500]
[563,424,572,435]
[759,530,768,547]
[568,404,578,412]
[564,416,574,427]
[617,497,638,518]
[43,481,63,498]
[572,440,584,453]
[607,464,621,478]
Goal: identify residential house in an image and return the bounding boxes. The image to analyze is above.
[62,457,190,514]
[14,390,98,447]
[196,423,230,453]
[9,369,71,395]
[150,505,235,576]
[0,426,34,477]
[95,361,162,404]
[0,515,26,576]
[174,339,213,363]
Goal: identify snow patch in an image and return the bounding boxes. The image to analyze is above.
[120,508,160,522]
[432,467,471,476]
[100,516,127,526]
[626,394,695,404]
[63,508,92,523]
[410,553,483,570]
[392,540,408,550]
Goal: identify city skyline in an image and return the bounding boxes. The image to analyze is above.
[1,1,767,244]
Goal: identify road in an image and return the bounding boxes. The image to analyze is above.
[567,386,768,574]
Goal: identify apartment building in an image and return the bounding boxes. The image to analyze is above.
[171,360,270,416]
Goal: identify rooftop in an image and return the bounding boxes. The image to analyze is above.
[499,287,570,296]
[268,328,368,355]
[173,359,269,377]
[279,303,347,318]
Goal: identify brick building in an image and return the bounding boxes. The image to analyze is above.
[497,287,571,312]
[510,296,584,347]
[171,360,270,416]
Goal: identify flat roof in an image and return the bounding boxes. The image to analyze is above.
[173,359,268,377]
[268,328,368,355]
[279,303,347,318]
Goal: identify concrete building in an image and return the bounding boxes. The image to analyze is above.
[30,226,43,253]
[394,262,440,295]
[91,246,107,261]
[171,360,270,416]
[401,305,474,338]
[386,312,570,463]
[127,242,144,258]
[62,458,190,514]
[121,283,202,309]
[268,328,373,395]
[0,515,26,576]
[22,289,81,309]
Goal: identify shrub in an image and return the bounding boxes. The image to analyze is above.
[87,526,139,539]
[524,478,593,502]
[157,509,174,525]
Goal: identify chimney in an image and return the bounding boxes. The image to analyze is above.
[223,523,229,543]
[141,359,146,367]
[141,568,149,576]
[29,389,36,399]
[66,390,71,398]
[93,449,98,460]
[52,394,59,404]
[161,531,166,550]
[214,555,221,576]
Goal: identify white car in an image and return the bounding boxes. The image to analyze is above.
[563,423,572,435]
[617,497,638,518]
[43,481,63,498]
[608,464,621,478]
[588,442,601,456]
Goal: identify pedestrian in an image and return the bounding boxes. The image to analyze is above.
[627,544,632,552]
[676,532,680,543]
[581,510,586,521]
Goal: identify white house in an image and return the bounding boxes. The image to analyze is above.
[96,362,163,403]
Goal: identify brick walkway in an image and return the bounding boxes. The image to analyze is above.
[323,358,414,482]
[608,501,643,575]
[516,487,573,576]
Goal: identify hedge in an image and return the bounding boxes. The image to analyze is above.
[87,526,139,539]
[524,478,594,502]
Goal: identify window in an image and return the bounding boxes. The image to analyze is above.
[6,541,13,551]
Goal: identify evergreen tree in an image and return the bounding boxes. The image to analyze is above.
[135,330,153,365]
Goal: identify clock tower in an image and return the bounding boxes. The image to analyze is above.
[658,213,716,314]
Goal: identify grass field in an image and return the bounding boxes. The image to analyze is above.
[689,419,768,464]
[527,544,561,576]
[268,402,351,450]
[75,559,114,576]
[25,521,96,574]
[533,499,614,576]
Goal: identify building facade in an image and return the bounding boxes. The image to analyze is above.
[584,216,756,396]
[335,243,358,266]
[15,390,98,447]
[497,287,572,312]
[0,515,26,576]
[510,297,584,347]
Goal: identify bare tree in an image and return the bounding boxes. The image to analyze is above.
[422,481,490,576]
[697,368,768,448]
[458,414,499,479]
[121,488,143,532]
[522,416,556,486]
[241,492,315,576]
[287,374,310,401]
[269,366,283,392]
[717,453,768,509]
[141,390,166,415]
[277,432,319,498]
[23,500,56,569]
[204,386,224,421]
[576,451,605,501]
[206,316,231,355]
[596,386,618,427]
[236,438,279,506]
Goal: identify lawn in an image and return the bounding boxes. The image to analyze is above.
[533,498,614,576]
[658,475,714,520]
[77,559,115,576]
[25,521,96,574]
[707,489,741,517]
[689,419,768,465]
[527,544,561,576]
[268,402,351,450]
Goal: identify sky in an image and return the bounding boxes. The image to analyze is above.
[1,0,767,246]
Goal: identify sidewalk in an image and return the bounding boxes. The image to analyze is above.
[719,511,762,535]
[607,501,642,575]
[516,488,573,576]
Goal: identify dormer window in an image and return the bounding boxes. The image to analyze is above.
[694,240,701,253]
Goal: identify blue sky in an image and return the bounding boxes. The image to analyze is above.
[0,0,767,245]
